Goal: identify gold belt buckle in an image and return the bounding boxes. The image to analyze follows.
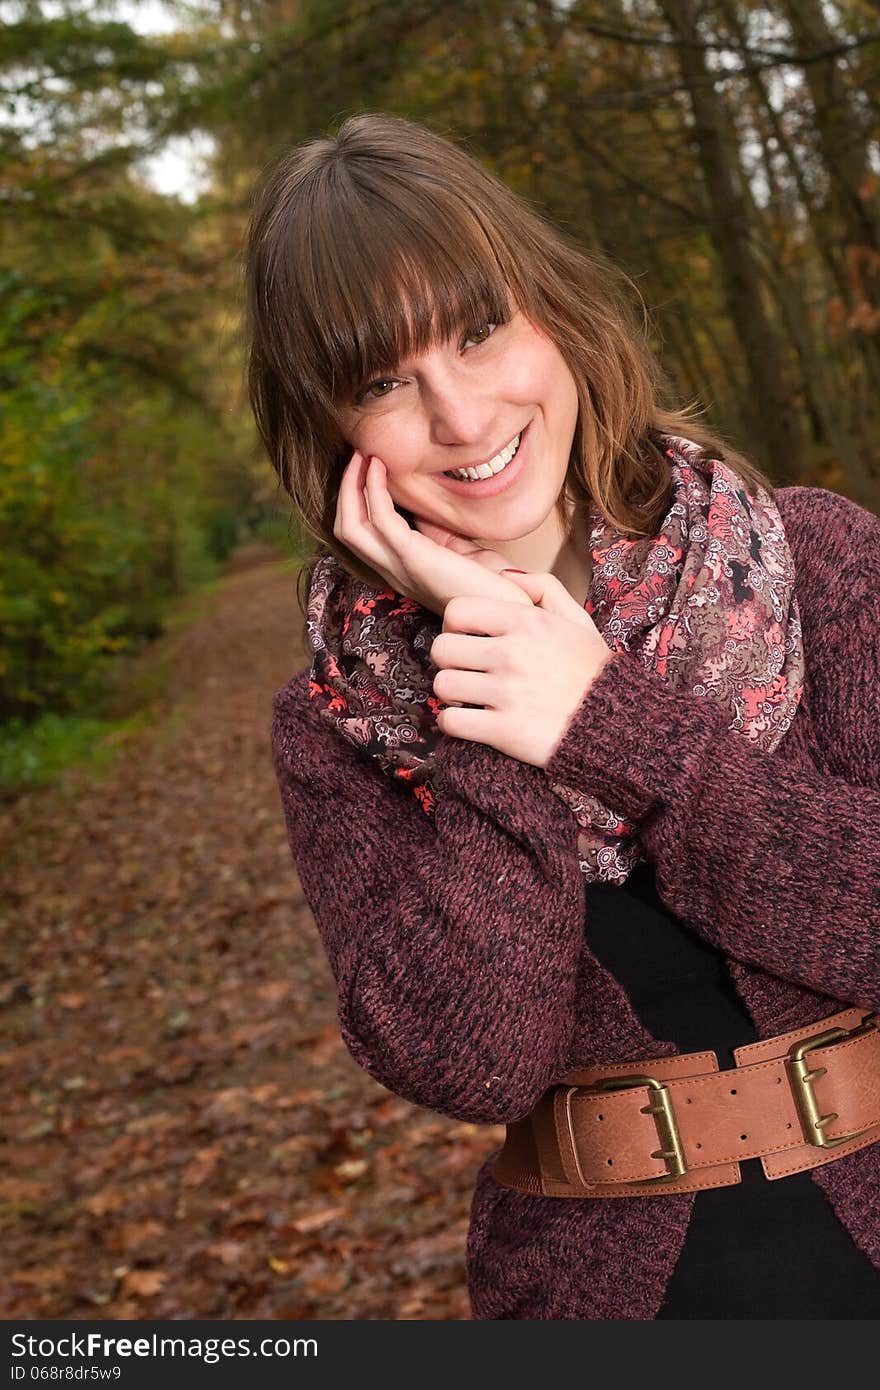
[564,1073,688,1186]
[785,1011,880,1149]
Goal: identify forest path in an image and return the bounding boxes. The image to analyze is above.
[1,551,499,1319]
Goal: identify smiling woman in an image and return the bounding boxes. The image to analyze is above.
[244,111,880,1321]
[242,110,771,614]
[335,305,585,600]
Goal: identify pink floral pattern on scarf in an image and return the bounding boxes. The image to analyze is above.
[304,434,805,883]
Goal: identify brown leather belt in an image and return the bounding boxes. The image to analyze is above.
[492,1007,880,1198]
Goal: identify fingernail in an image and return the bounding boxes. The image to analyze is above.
[502,568,527,574]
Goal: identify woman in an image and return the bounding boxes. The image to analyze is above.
[245,111,880,1319]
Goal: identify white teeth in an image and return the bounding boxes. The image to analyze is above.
[444,432,521,482]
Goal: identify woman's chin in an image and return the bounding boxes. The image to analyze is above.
[468,508,558,548]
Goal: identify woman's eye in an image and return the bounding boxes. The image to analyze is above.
[354,322,498,404]
[356,377,399,403]
[462,321,497,348]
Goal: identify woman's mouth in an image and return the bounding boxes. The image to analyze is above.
[436,422,531,498]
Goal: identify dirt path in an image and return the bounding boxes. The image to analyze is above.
[1,553,502,1320]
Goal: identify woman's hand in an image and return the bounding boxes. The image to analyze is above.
[430,569,614,769]
[333,451,534,617]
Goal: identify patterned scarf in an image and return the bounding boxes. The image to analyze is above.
[304,434,805,884]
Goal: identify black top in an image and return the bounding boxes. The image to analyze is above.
[585,862,880,1318]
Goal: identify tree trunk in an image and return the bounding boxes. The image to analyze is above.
[655,0,809,481]
[715,0,874,496]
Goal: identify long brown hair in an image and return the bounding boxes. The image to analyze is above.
[242,111,776,626]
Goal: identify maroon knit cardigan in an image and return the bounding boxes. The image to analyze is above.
[270,485,880,1319]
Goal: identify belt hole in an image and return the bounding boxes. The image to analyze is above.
[685,1097,692,1104]
[606,1158,613,1166]
[729,1087,737,1095]
[786,1122,792,1129]
[740,1133,748,1141]
[776,1077,783,1084]
[597,1113,604,1121]
[695,1142,702,1150]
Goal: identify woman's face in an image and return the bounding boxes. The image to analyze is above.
[338,308,580,547]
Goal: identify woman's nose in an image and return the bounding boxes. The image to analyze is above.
[425,382,497,449]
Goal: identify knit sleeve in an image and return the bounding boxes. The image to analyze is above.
[543,498,880,1011]
[270,676,590,1126]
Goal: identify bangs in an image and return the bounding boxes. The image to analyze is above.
[278,163,517,430]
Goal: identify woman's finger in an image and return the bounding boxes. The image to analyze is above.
[447,593,532,630]
[413,517,525,577]
[413,516,483,555]
[430,629,498,672]
[500,568,593,628]
[335,453,402,573]
[333,449,369,537]
[436,703,498,743]
[433,667,497,707]
[358,458,425,575]
[336,452,387,538]
[412,517,451,542]
[363,458,419,546]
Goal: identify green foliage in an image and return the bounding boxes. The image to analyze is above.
[203,509,240,563]
[0,5,266,743]
[0,710,142,798]
[0,274,130,716]
[247,504,308,557]
[0,267,250,721]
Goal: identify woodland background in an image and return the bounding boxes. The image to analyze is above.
[2,0,879,1320]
